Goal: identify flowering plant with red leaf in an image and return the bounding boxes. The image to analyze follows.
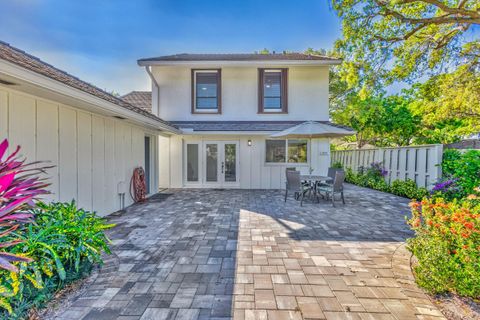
[407,189,480,297]
[0,139,50,272]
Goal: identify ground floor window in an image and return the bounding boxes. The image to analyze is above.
[265,139,308,163]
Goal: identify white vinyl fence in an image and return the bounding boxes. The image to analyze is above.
[331,144,443,189]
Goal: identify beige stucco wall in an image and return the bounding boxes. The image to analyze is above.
[151,66,330,121]
[0,86,159,216]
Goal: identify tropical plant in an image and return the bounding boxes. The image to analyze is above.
[0,139,49,272]
[1,201,113,317]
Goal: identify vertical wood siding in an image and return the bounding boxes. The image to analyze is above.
[0,87,158,216]
[161,135,331,189]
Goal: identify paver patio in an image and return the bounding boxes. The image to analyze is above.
[52,185,445,320]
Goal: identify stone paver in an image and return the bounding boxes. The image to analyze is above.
[52,185,445,320]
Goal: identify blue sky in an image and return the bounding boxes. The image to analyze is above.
[0,0,341,94]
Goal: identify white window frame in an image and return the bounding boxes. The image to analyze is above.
[264,139,309,165]
[193,69,220,113]
[262,69,283,112]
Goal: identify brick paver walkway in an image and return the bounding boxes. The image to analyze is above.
[52,185,445,320]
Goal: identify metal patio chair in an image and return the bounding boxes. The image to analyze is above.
[285,169,309,206]
[317,170,346,207]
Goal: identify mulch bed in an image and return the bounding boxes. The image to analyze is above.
[432,294,480,320]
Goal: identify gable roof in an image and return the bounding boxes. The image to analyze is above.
[122,91,152,112]
[0,41,176,130]
[138,53,342,66]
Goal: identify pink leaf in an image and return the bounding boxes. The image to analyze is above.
[0,139,7,161]
[0,173,15,194]
[0,213,33,222]
[0,256,18,272]
[0,196,33,218]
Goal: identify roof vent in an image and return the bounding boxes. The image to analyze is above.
[0,79,16,86]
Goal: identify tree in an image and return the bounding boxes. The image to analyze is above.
[407,65,480,142]
[332,93,421,147]
[331,0,479,90]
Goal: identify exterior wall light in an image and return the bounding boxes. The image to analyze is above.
[247,139,252,146]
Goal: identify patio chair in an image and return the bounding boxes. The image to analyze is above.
[285,170,309,206]
[317,170,346,207]
[317,167,339,188]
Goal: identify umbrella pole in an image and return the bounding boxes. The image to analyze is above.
[309,138,312,175]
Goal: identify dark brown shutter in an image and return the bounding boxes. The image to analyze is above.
[281,68,288,113]
[258,68,265,113]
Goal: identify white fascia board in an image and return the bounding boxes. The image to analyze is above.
[180,130,274,136]
[0,60,180,134]
[138,59,342,67]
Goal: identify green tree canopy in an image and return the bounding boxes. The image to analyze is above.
[331,0,479,90]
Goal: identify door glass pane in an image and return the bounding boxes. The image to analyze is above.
[224,144,236,182]
[186,144,199,182]
[144,137,151,193]
[206,144,218,182]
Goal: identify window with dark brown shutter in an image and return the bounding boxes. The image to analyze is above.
[258,68,288,113]
[191,69,221,114]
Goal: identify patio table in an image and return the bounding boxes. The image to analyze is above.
[300,175,332,182]
[300,175,333,201]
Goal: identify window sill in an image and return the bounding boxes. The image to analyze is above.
[192,111,222,114]
[258,111,288,114]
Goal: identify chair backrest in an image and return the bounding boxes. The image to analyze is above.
[327,167,336,179]
[333,170,346,192]
[286,170,302,191]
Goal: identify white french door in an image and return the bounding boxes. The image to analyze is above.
[203,141,239,187]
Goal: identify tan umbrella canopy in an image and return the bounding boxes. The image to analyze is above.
[270,121,355,173]
[270,121,355,139]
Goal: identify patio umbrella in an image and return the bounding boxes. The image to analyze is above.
[270,121,355,173]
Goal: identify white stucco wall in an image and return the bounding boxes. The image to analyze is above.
[152,66,330,121]
[0,86,159,216]
[158,134,330,189]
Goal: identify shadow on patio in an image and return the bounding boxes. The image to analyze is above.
[50,185,440,320]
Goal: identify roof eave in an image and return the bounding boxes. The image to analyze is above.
[137,59,342,67]
[0,59,180,134]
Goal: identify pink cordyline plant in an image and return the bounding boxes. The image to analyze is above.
[0,138,50,272]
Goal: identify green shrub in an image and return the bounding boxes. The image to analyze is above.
[331,161,343,169]
[346,167,428,199]
[390,179,429,199]
[0,201,114,319]
[441,149,480,198]
[407,194,480,297]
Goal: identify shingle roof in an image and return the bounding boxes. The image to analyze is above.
[138,53,342,64]
[170,121,354,132]
[0,41,175,130]
[122,91,152,113]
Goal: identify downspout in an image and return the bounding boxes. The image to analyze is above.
[145,66,160,117]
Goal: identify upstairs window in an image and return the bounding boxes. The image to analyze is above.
[192,69,221,113]
[258,69,288,113]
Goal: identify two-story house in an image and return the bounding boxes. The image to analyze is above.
[136,53,347,189]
